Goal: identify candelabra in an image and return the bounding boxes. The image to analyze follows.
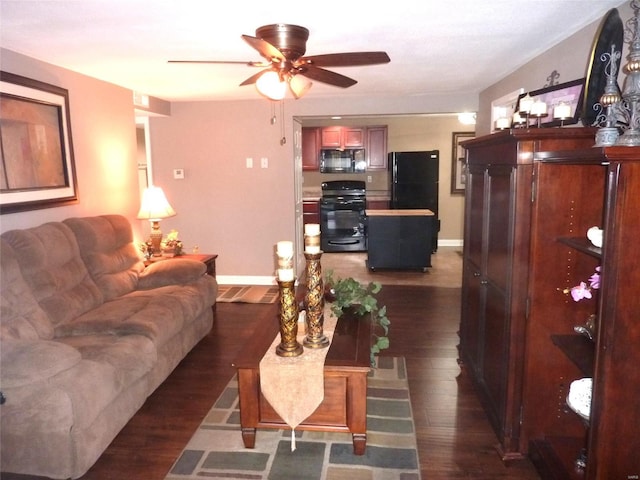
[617,0,640,146]
[303,251,330,348]
[593,44,624,145]
[276,279,303,357]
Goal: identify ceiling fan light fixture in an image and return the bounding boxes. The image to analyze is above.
[256,70,286,100]
[288,74,312,99]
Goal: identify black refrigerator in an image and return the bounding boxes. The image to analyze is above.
[388,150,439,252]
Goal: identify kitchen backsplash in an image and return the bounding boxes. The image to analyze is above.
[302,170,389,193]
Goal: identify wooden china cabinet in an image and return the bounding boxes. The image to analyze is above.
[459,128,597,460]
[523,146,640,480]
[461,129,640,479]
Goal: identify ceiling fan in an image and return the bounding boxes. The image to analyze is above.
[169,24,390,100]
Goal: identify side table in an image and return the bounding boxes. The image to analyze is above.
[145,253,217,279]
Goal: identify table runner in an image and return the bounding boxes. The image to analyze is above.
[259,306,338,450]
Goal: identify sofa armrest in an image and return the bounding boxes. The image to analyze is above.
[137,258,206,290]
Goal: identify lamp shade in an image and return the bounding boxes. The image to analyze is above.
[256,71,286,100]
[289,75,312,99]
[137,186,176,220]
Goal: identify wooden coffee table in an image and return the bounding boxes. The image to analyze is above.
[234,309,372,455]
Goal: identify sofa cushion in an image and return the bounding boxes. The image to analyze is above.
[0,239,54,341]
[64,215,145,301]
[54,277,214,347]
[138,258,206,289]
[1,223,103,326]
[1,339,81,388]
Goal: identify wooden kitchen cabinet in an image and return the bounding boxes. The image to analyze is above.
[366,199,389,210]
[366,126,388,170]
[321,126,365,148]
[302,127,321,171]
[303,200,320,225]
[459,128,598,461]
[523,147,640,480]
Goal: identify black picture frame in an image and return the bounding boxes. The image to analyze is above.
[451,131,475,194]
[0,71,78,214]
[516,78,586,128]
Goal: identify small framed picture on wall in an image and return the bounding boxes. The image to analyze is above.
[451,131,475,194]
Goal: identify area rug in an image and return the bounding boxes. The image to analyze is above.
[165,356,420,480]
[216,285,279,304]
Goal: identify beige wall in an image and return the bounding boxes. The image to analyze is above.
[0,49,143,241]
[2,2,627,282]
[148,95,480,282]
[477,1,629,136]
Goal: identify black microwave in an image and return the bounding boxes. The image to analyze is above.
[319,148,366,173]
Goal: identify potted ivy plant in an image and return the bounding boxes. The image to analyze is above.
[324,271,390,366]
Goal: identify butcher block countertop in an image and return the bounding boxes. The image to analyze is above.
[366,209,434,216]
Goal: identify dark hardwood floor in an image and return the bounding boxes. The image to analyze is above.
[3,285,541,480]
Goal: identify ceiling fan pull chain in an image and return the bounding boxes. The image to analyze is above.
[280,100,286,145]
[270,102,277,125]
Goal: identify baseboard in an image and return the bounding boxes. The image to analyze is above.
[217,275,277,286]
[217,241,463,284]
[438,239,463,247]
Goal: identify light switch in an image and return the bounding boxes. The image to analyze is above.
[261,157,268,168]
[246,157,253,168]
[173,168,185,179]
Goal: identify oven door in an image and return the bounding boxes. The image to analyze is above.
[320,197,367,252]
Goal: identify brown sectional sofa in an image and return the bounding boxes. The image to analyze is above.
[0,215,218,479]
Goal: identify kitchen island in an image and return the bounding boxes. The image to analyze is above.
[366,209,435,271]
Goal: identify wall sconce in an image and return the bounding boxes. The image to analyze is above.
[137,185,176,256]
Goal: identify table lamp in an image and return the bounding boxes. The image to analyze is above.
[137,185,176,256]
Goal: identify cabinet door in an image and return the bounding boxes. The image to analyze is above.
[485,165,514,291]
[302,128,321,171]
[343,128,365,147]
[320,127,365,148]
[366,126,388,170]
[303,200,320,225]
[366,199,389,210]
[321,127,342,148]
[460,164,486,373]
[480,165,515,439]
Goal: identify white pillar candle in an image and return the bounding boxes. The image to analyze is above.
[304,224,320,236]
[495,117,510,130]
[304,223,321,254]
[519,94,533,114]
[554,102,571,119]
[276,241,294,281]
[277,241,293,258]
[277,268,294,282]
[531,100,547,116]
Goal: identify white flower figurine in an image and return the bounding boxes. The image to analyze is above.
[587,226,603,248]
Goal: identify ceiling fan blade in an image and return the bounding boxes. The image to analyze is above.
[241,34,285,62]
[299,51,390,68]
[299,65,357,88]
[239,68,272,86]
[168,60,268,67]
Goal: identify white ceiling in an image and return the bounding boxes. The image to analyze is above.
[0,0,624,103]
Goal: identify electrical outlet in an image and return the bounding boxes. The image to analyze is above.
[173,168,185,179]
[367,175,372,183]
